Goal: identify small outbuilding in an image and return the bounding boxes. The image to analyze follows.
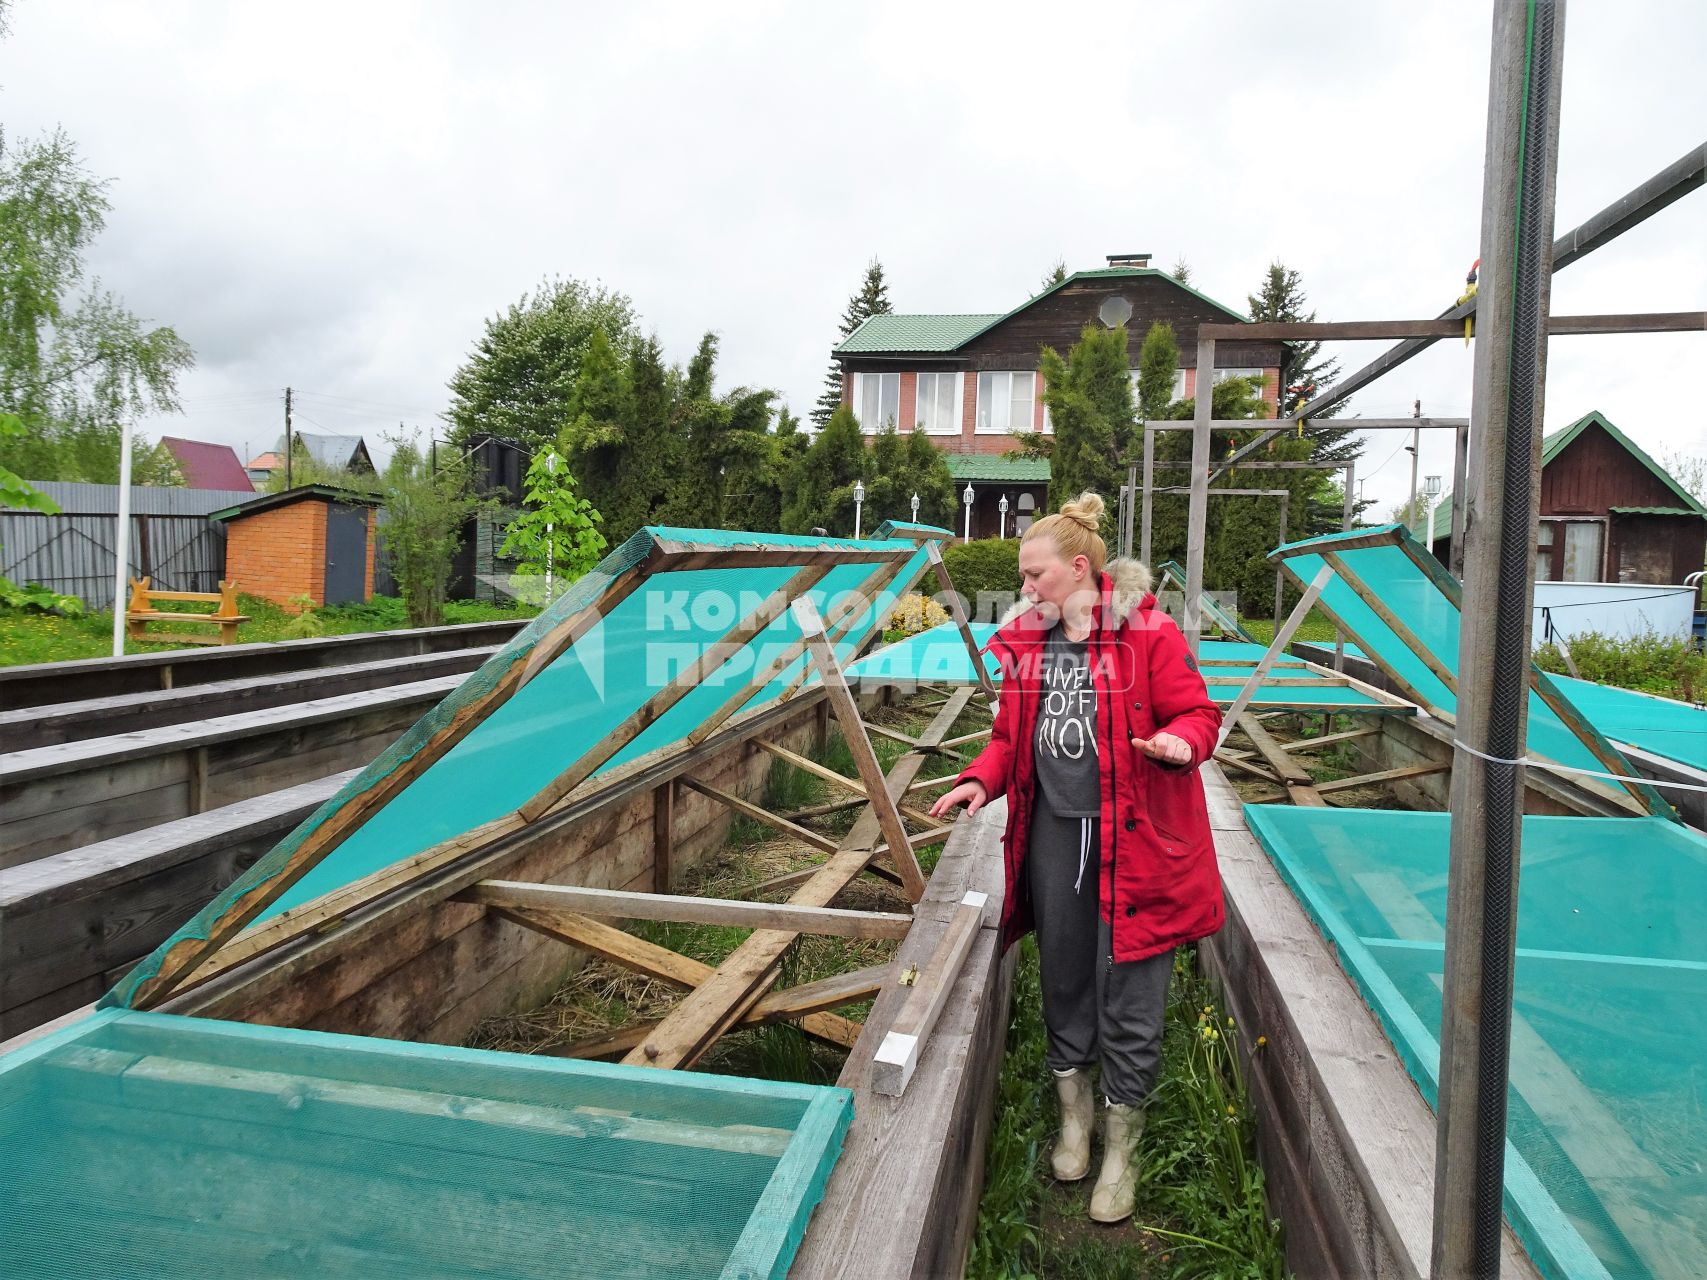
[209,485,381,610]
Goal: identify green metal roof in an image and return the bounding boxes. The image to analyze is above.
[835,314,1001,354]
[1412,409,1707,539]
[943,453,1051,483]
[833,268,1250,357]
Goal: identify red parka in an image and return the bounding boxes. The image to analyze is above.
[956,558,1225,963]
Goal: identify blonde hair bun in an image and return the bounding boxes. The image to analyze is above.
[1059,492,1105,531]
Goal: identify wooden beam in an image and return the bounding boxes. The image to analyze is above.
[678,777,839,854]
[493,904,863,1051]
[1184,335,1214,656]
[645,540,914,572]
[793,597,927,902]
[1216,563,1335,739]
[688,554,914,747]
[1195,312,1702,342]
[619,688,974,1071]
[462,879,915,941]
[1235,714,1328,807]
[652,780,673,894]
[871,890,988,1097]
[1281,726,1380,753]
[1313,762,1451,795]
[517,563,831,823]
[863,721,920,748]
[550,964,892,1060]
[1213,752,1283,786]
[1322,550,1461,693]
[1205,675,1350,688]
[126,562,654,1010]
[753,737,867,798]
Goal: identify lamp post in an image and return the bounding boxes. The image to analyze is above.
[852,479,865,539]
[998,493,1009,540]
[1424,474,1443,558]
[910,492,920,522]
[962,483,975,540]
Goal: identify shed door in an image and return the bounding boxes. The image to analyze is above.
[324,505,369,604]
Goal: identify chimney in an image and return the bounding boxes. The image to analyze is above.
[1105,252,1152,269]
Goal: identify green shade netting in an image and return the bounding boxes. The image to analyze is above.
[1269,526,1653,792]
[1550,676,1707,772]
[106,526,934,1009]
[1158,560,1257,642]
[1247,804,1707,1280]
[0,1009,851,1279]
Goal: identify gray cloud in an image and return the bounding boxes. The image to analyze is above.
[3,0,1701,507]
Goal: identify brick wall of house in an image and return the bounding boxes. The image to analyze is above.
[226,501,327,610]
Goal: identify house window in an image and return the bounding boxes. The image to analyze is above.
[854,372,900,432]
[914,372,962,435]
[1127,369,1189,408]
[1214,367,1267,395]
[976,371,1035,434]
[1537,520,1605,582]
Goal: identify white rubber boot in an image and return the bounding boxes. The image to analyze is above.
[1049,1068,1094,1181]
[1089,1102,1144,1223]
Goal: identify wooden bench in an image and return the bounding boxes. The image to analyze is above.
[125,578,251,647]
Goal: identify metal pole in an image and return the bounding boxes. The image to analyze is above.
[1432,4,1567,1277]
[284,386,293,490]
[1183,341,1214,656]
[1139,425,1156,568]
[110,423,134,658]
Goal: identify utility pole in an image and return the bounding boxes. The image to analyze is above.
[1408,399,1422,525]
[1431,4,1567,1277]
[284,386,294,489]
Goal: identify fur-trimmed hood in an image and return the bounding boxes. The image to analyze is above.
[995,558,1155,632]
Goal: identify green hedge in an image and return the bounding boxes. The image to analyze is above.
[940,539,1021,622]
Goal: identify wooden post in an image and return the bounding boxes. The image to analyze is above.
[1183,339,1214,656]
[652,780,674,894]
[792,596,928,901]
[1216,564,1333,744]
[1335,459,1356,672]
[1433,4,1567,1277]
[1451,420,1471,578]
[1274,490,1289,636]
[927,541,996,698]
[1140,421,1156,569]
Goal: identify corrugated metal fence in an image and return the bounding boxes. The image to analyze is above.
[1,483,256,605]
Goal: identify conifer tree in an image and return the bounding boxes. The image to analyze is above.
[811,260,892,428]
[1247,261,1341,417]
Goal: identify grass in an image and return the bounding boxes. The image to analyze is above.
[970,942,1287,1280]
[1534,626,1707,703]
[0,593,538,667]
[1234,613,1340,646]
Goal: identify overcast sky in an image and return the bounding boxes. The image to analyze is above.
[3,0,1702,515]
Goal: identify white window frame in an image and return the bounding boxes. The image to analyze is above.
[913,371,964,435]
[976,370,1036,435]
[1128,368,1188,408]
[852,371,900,432]
[1213,367,1267,395]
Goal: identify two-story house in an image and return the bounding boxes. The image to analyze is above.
[832,254,1284,538]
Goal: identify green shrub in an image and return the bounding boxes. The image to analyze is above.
[941,539,1021,622]
[1535,626,1706,702]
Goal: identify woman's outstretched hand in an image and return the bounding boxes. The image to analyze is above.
[1132,731,1192,766]
[930,780,988,818]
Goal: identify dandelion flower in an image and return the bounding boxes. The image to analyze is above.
[1226,1016,1235,1028]
[1256,1035,1268,1048]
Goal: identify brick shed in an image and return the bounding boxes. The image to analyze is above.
[210,485,381,610]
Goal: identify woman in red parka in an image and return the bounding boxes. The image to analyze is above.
[930,492,1223,1224]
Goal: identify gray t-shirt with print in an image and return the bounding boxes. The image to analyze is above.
[1033,623,1101,817]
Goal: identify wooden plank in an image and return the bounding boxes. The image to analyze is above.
[516,564,831,824]
[646,540,913,572]
[1281,726,1380,753]
[620,688,973,1071]
[1314,762,1451,795]
[1213,752,1283,786]
[551,964,891,1060]
[1183,335,1214,655]
[871,890,988,1096]
[753,737,866,798]
[126,562,655,1010]
[685,554,915,747]
[651,780,673,894]
[461,879,915,941]
[793,597,926,902]
[1321,551,1461,693]
[1196,313,1700,342]
[1236,713,1328,807]
[1205,675,1350,688]
[677,777,839,854]
[494,904,863,1051]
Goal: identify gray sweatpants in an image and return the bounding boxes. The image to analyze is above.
[1028,793,1174,1106]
